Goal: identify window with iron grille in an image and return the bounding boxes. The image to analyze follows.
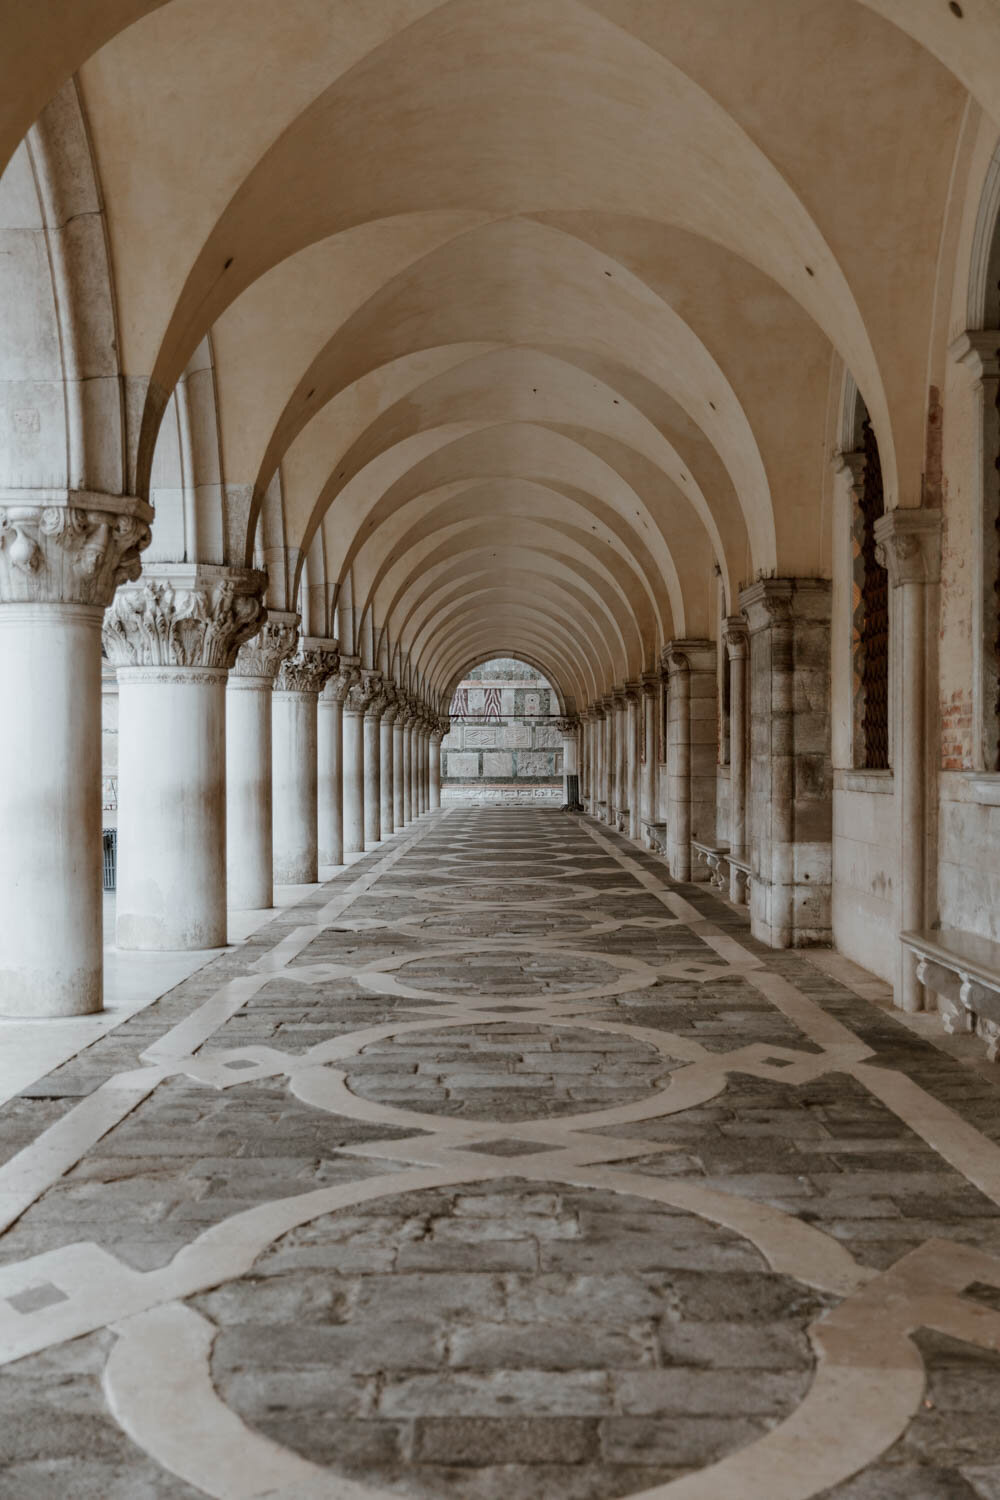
[852,414,889,769]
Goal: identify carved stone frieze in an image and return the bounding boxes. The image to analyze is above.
[0,495,153,606]
[103,565,267,670]
[232,611,300,682]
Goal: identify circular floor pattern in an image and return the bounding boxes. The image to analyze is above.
[201,1177,818,1500]
[344,1023,681,1121]
[382,949,623,997]
[392,879,614,908]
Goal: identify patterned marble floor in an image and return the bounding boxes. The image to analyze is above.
[3,809,1000,1499]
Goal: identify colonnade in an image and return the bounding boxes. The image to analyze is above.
[0,559,445,1021]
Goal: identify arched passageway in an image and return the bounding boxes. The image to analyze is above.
[4,2,1000,1491]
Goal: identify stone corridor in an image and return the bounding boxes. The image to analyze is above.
[4,808,1000,1498]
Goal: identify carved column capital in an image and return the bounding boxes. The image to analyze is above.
[739,581,795,636]
[661,638,715,677]
[0,493,153,606]
[722,615,750,659]
[641,671,660,698]
[365,674,394,721]
[553,716,579,736]
[379,683,401,724]
[322,658,361,705]
[232,610,300,682]
[874,508,942,587]
[274,637,339,695]
[344,667,381,717]
[103,564,267,671]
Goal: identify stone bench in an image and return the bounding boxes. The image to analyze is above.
[901,928,1000,1061]
[692,839,729,891]
[691,840,751,903]
[642,820,667,855]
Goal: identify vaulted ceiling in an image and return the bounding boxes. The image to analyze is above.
[2,0,997,710]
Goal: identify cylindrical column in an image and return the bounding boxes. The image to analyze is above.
[342,707,366,854]
[0,604,104,1015]
[227,677,273,908]
[227,616,299,910]
[410,720,421,818]
[422,728,431,813]
[273,686,319,884]
[641,679,657,843]
[381,701,398,836]
[271,642,337,883]
[430,723,444,810]
[103,565,268,948]
[0,497,153,1014]
[725,618,750,902]
[118,667,228,948]
[364,707,382,845]
[393,716,406,829]
[318,686,346,867]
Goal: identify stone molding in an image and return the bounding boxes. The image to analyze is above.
[950,329,1000,385]
[0,494,153,607]
[641,671,660,698]
[739,579,831,634]
[103,565,267,670]
[874,508,942,587]
[723,616,750,659]
[623,681,643,705]
[232,610,300,682]
[275,637,339,695]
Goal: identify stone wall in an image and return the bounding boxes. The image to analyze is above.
[442,660,562,791]
[832,776,896,982]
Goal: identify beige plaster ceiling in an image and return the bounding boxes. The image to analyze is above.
[2,0,998,709]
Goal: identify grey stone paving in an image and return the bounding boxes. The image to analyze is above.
[2,808,1000,1498]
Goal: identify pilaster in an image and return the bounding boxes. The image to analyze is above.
[740,579,832,948]
[662,640,716,880]
[874,507,941,1011]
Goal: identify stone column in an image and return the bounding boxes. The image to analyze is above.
[104,565,267,949]
[407,711,419,822]
[226,612,299,910]
[610,689,626,827]
[415,719,427,815]
[724,616,750,901]
[641,675,658,843]
[380,690,399,836]
[364,678,389,846]
[0,495,151,1015]
[430,719,445,809]
[394,710,407,828]
[875,510,941,1011]
[740,582,831,948]
[271,638,338,885]
[343,670,378,855]
[625,685,642,838]
[555,717,582,810]
[601,700,613,819]
[662,640,717,881]
[318,661,359,868]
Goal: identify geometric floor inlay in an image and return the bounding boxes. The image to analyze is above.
[3,806,1000,1499]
